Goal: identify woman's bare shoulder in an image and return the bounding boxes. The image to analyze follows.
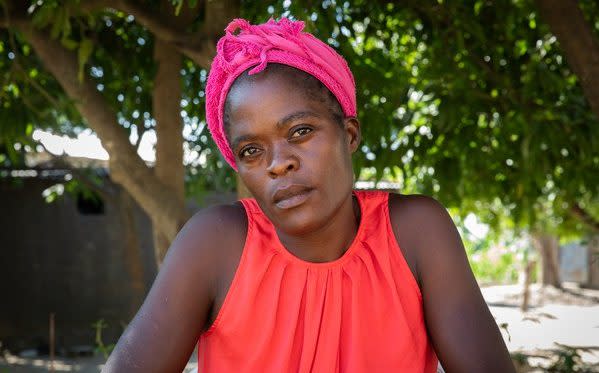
[178,201,249,291]
[181,201,248,251]
[388,193,447,223]
[387,193,449,285]
[387,193,455,252]
[103,201,248,372]
[166,201,248,279]
[388,193,515,372]
[387,192,468,274]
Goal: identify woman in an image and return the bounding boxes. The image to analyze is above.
[104,18,515,372]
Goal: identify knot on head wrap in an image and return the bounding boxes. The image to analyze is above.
[205,17,357,170]
[219,18,306,75]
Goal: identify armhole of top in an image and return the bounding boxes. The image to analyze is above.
[384,193,423,301]
[202,199,254,336]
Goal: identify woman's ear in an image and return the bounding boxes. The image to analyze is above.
[343,117,361,153]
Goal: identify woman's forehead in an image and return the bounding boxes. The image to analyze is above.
[226,72,327,122]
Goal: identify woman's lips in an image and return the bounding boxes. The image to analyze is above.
[273,186,314,209]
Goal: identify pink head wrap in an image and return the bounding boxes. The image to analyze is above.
[205,17,357,170]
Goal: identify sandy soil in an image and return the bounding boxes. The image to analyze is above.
[483,283,599,371]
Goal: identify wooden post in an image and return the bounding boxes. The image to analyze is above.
[589,235,599,289]
[49,312,55,373]
[521,260,534,312]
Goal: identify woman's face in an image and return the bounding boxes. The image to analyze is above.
[226,70,360,235]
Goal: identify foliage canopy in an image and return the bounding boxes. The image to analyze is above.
[1,0,598,240]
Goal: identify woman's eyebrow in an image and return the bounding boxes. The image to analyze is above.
[276,111,321,129]
[231,134,257,151]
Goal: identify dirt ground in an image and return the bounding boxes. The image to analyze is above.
[1,283,598,372]
[483,283,599,372]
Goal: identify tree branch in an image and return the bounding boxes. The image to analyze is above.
[2,5,63,108]
[134,124,147,150]
[118,0,222,68]
[14,18,189,241]
[13,61,62,107]
[80,0,216,68]
[0,0,27,29]
[122,0,202,46]
[7,0,237,69]
[535,0,599,120]
[83,0,203,45]
[570,204,599,233]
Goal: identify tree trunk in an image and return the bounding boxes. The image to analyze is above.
[151,1,187,265]
[119,189,146,317]
[18,23,189,247]
[532,232,561,288]
[7,0,241,266]
[521,258,534,312]
[535,0,599,120]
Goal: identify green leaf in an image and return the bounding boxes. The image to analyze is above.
[50,8,65,39]
[61,37,78,50]
[77,39,94,82]
[174,0,183,16]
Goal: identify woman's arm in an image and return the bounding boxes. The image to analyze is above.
[389,194,515,373]
[102,203,247,372]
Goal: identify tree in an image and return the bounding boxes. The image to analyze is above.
[0,0,239,265]
[535,0,599,120]
[2,0,598,274]
[248,0,599,285]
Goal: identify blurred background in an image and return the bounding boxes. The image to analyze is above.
[0,0,598,372]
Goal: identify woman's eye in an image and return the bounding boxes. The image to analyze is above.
[290,127,313,138]
[240,146,260,158]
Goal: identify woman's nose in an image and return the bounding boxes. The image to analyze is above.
[266,143,299,178]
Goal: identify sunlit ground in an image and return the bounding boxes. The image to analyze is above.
[1,284,597,372]
[0,351,198,372]
[484,283,599,371]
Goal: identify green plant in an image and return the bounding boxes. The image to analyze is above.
[546,344,594,373]
[91,319,115,359]
[510,352,530,372]
[458,221,524,285]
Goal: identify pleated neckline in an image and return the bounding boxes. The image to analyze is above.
[266,190,367,269]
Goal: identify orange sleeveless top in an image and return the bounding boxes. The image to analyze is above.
[197,190,438,372]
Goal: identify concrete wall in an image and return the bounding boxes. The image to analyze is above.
[0,175,155,353]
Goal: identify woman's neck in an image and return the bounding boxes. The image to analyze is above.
[275,194,361,263]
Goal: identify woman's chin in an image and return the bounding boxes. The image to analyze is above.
[272,209,328,236]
